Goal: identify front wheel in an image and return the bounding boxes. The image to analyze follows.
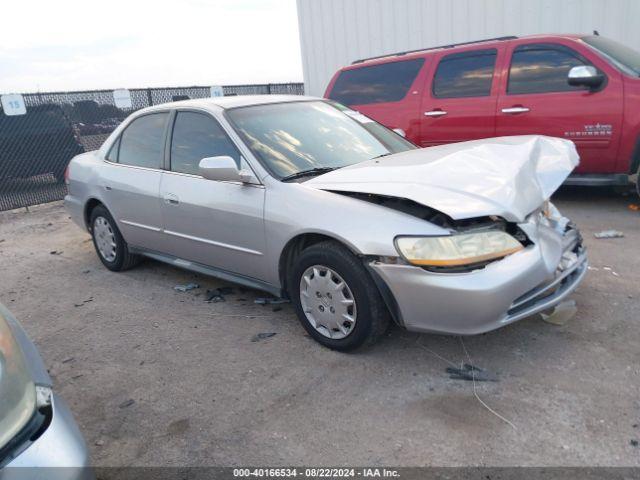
[289,241,390,351]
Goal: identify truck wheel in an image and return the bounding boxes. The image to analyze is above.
[289,241,390,351]
[89,205,140,271]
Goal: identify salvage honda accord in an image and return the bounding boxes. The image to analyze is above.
[64,95,587,351]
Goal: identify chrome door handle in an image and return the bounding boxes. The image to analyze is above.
[424,110,448,117]
[164,194,179,205]
[501,106,530,114]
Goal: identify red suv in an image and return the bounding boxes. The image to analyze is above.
[325,34,640,193]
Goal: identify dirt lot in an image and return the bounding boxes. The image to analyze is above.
[0,188,638,467]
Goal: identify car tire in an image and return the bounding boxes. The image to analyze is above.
[636,163,640,199]
[289,241,390,351]
[89,205,141,271]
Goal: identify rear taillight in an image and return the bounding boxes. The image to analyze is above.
[64,165,70,185]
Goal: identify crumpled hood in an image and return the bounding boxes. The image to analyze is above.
[305,135,579,223]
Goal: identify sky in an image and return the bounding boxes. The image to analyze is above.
[0,0,303,93]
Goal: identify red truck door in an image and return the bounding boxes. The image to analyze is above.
[419,47,501,146]
[495,40,624,174]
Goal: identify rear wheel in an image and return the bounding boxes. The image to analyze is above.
[89,205,140,271]
[289,241,389,351]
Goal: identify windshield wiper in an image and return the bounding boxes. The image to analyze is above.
[280,167,338,182]
[371,152,392,160]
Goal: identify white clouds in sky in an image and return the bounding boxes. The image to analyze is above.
[0,0,303,92]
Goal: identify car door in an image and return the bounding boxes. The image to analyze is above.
[159,110,267,281]
[495,41,624,174]
[100,112,169,252]
[419,48,500,146]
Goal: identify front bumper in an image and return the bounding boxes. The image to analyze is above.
[2,394,92,479]
[369,217,587,335]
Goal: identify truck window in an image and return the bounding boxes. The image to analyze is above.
[432,49,497,98]
[508,44,590,94]
[328,58,425,105]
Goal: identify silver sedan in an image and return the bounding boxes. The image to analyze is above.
[64,95,587,351]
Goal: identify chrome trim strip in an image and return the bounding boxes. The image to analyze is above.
[163,229,263,256]
[120,220,162,232]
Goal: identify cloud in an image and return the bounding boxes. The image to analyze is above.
[0,0,303,92]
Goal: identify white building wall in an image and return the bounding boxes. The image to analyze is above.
[297,0,640,96]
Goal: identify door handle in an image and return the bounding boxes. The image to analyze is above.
[501,106,530,114]
[164,194,179,205]
[424,110,448,117]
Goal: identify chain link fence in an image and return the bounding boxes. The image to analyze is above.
[0,83,304,211]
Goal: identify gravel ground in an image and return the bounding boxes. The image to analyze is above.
[0,187,638,467]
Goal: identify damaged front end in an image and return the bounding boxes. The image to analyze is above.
[332,191,531,273]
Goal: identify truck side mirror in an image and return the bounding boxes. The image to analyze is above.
[568,66,605,90]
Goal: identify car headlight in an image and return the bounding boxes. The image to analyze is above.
[395,231,524,267]
[0,312,37,451]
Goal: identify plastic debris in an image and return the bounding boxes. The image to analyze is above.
[541,300,577,326]
[205,289,225,303]
[49,250,63,255]
[254,297,289,305]
[446,363,498,382]
[251,332,277,342]
[74,297,93,307]
[174,283,199,292]
[118,399,135,409]
[594,230,624,239]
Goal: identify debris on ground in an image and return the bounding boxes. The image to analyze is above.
[205,289,226,303]
[594,230,624,239]
[49,250,63,255]
[61,357,75,364]
[95,439,105,446]
[631,439,639,447]
[541,300,577,326]
[251,332,277,342]
[74,297,94,307]
[254,297,289,305]
[174,283,199,292]
[446,363,498,382]
[82,269,91,274]
[0,239,5,243]
[118,399,135,409]
[629,204,639,211]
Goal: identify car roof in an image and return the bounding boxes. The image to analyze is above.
[347,33,586,68]
[141,94,319,114]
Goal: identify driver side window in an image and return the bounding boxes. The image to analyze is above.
[170,111,241,175]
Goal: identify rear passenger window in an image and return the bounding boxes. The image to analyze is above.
[118,113,169,169]
[508,44,589,94]
[170,111,241,175]
[328,58,425,105]
[432,49,497,98]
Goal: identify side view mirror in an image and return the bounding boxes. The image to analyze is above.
[568,65,605,90]
[198,156,255,183]
[392,128,406,137]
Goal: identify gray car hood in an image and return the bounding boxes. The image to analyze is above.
[306,135,579,223]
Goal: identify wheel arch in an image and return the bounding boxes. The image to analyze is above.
[278,232,361,299]
[83,198,105,230]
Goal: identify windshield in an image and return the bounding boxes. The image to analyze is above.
[583,35,640,76]
[226,101,415,179]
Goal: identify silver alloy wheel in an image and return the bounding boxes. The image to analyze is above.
[299,265,357,339]
[93,216,117,262]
